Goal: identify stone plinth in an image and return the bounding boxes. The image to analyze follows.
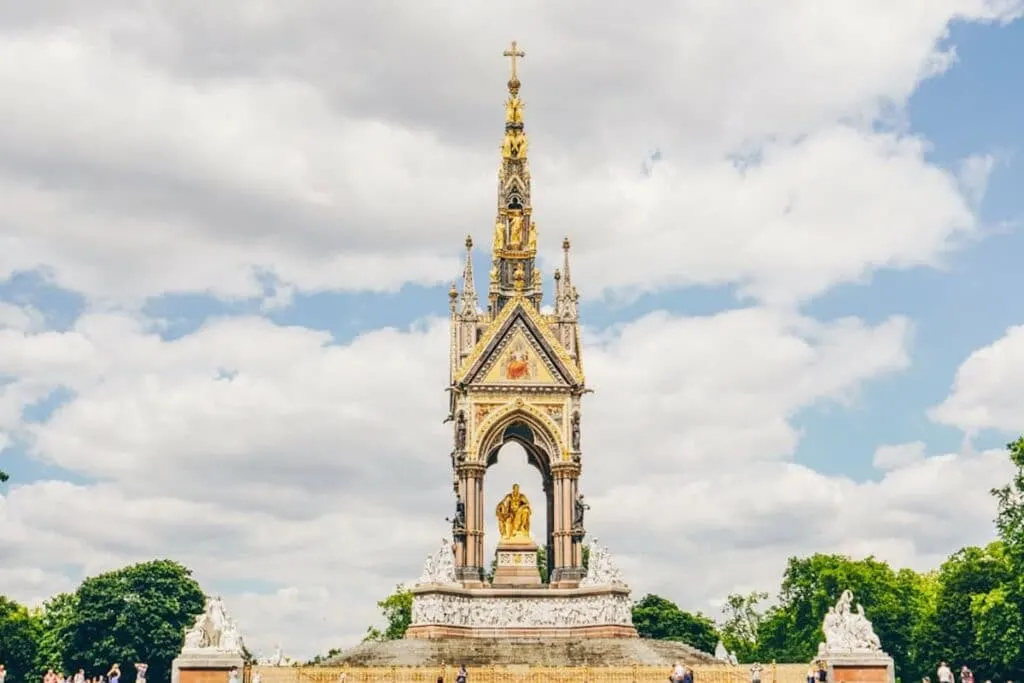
[407,584,637,639]
[822,652,895,683]
[491,539,542,588]
[171,653,243,683]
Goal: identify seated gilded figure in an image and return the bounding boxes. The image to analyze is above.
[496,483,531,541]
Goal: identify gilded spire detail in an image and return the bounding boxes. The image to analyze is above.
[489,41,540,313]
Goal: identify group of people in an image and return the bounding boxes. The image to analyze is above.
[929,661,1013,683]
[32,663,145,683]
[671,661,695,683]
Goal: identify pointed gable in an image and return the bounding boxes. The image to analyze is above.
[456,296,582,388]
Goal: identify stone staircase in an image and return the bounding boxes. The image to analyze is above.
[327,638,717,667]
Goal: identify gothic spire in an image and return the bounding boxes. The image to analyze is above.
[459,234,478,318]
[556,237,578,319]
[488,41,540,314]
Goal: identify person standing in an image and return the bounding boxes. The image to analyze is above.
[937,662,953,683]
[106,665,120,683]
[455,665,467,683]
[0,663,6,683]
[960,666,974,683]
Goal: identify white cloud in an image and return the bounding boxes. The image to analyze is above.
[0,0,1020,665]
[873,441,927,470]
[0,1,1017,304]
[930,324,1024,434]
[0,306,1010,658]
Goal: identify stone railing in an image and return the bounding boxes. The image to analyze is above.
[250,664,810,683]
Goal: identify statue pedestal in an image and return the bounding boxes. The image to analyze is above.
[821,651,895,683]
[491,538,541,588]
[171,652,243,683]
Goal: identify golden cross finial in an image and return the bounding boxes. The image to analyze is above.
[503,41,525,81]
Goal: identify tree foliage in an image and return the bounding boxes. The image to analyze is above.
[363,585,413,642]
[0,596,38,683]
[31,592,79,679]
[632,594,719,654]
[65,559,204,683]
[719,591,768,663]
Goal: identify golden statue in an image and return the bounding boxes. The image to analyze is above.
[493,218,506,250]
[505,97,523,124]
[489,263,498,282]
[501,131,528,159]
[527,221,537,251]
[496,483,531,540]
[509,213,524,246]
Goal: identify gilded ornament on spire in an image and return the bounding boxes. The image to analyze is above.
[502,40,525,88]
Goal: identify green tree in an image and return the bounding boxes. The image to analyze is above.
[66,560,204,683]
[31,592,79,678]
[0,469,9,483]
[718,591,768,663]
[0,596,38,683]
[363,585,413,642]
[981,435,1024,678]
[914,543,1011,678]
[632,594,719,654]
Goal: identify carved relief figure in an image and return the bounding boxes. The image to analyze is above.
[454,410,467,450]
[527,221,537,251]
[571,411,581,450]
[505,346,531,380]
[506,97,523,124]
[496,483,532,540]
[501,130,528,159]
[573,492,589,529]
[493,219,506,250]
[508,213,524,246]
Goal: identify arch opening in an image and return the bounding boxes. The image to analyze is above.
[482,437,554,584]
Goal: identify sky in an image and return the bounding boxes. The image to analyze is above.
[1,0,1024,661]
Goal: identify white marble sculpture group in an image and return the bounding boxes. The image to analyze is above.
[818,589,883,655]
[409,538,632,629]
[715,640,739,665]
[418,538,458,585]
[579,538,626,587]
[182,596,245,654]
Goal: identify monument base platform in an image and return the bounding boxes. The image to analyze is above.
[171,653,243,683]
[408,584,637,639]
[491,539,542,588]
[327,637,716,667]
[821,651,895,683]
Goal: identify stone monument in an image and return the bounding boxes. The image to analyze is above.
[329,41,718,666]
[172,596,245,683]
[816,590,894,683]
[400,41,637,642]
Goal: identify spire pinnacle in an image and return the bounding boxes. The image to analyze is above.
[502,41,525,88]
[459,234,478,317]
[488,41,540,313]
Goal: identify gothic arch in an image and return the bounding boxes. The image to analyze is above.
[472,400,566,469]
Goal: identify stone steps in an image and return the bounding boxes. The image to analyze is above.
[327,638,717,667]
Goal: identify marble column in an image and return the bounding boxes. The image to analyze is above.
[456,462,486,585]
[549,460,582,586]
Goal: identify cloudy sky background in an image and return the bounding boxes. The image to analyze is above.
[2,0,1024,659]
